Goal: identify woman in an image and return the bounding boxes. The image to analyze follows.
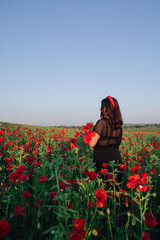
[89,96,123,182]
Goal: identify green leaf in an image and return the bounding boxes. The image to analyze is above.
[132,230,141,240]
[43,226,55,234]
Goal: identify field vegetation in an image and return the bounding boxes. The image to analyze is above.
[0,121,160,240]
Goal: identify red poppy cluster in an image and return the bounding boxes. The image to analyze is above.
[94,189,108,208]
[0,123,160,239]
[126,172,152,192]
[68,218,86,240]
[82,122,96,144]
[9,165,28,183]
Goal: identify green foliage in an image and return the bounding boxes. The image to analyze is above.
[0,122,160,239]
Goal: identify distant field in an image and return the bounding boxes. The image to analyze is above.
[1,121,160,132]
[123,125,160,132]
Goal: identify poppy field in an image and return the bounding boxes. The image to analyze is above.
[0,122,160,240]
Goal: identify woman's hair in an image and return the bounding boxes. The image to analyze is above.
[100,97,123,129]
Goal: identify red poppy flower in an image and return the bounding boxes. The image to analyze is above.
[75,132,79,138]
[130,163,142,172]
[6,164,13,171]
[49,191,57,200]
[83,131,96,144]
[0,219,11,238]
[59,180,72,190]
[136,185,152,192]
[0,137,5,143]
[18,174,28,182]
[87,200,94,208]
[68,218,86,240]
[117,189,126,197]
[34,198,43,208]
[3,158,12,163]
[151,168,155,174]
[86,171,98,180]
[9,171,20,183]
[38,175,47,183]
[70,138,77,148]
[82,123,93,132]
[80,165,86,173]
[142,232,151,240]
[21,190,32,198]
[100,168,108,175]
[126,174,141,189]
[119,164,127,170]
[144,211,157,227]
[101,163,108,168]
[16,165,26,174]
[13,206,25,216]
[94,189,108,208]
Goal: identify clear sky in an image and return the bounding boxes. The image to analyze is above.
[1,0,160,126]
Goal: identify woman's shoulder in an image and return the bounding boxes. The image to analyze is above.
[94,119,106,127]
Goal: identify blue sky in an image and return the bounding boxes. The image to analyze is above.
[0,0,160,126]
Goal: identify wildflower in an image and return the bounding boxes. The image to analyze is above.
[70,138,77,148]
[117,189,126,197]
[142,232,151,240]
[19,174,28,182]
[100,168,108,175]
[80,165,86,173]
[75,132,79,138]
[126,174,140,189]
[151,168,155,174]
[49,191,57,200]
[144,211,157,227]
[6,164,13,171]
[68,218,86,240]
[21,190,32,198]
[94,189,108,208]
[119,164,127,170]
[83,131,96,144]
[82,122,93,132]
[34,198,43,208]
[13,206,25,216]
[3,158,12,163]
[101,163,108,168]
[9,172,20,183]
[87,200,94,208]
[16,166,26,174]
[136,185,152,192]
[59,179,72,190]
[0,219,11,238]
[38,175,47,183]
[66,202,73,209]
[86,171,98,180]
[130,163,142,173]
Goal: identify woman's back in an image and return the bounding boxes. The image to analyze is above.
[93,119,122,148]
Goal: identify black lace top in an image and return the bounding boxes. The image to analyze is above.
[93,119,122,148]
[93,118,123,175]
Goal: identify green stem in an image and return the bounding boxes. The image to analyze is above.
[108,215,114,240]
